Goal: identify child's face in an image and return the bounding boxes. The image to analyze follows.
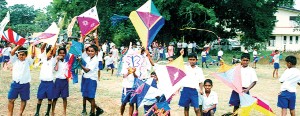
[204,82,212,93]
[167,57,174,64]
[18,52,27,61]
[286,62,292,68]
[241,57,249,67]
[109,54,112,57]
[58,50,66,58]
[87,47,96,57]
[151,74,158,81]
[188,57,197,66]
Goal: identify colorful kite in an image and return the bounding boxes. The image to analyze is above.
[0,11,10,38]
[155,55,186,99]
[1,28,26,45]
[212,64,275,115]
[129,0,165,47]
[67,16,77,37]
[77,6,100,37]
[39,22,60,45]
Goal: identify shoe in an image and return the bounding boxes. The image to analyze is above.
[82,111,87,116]
[34,114,39,116]
[89,113,95,116]
[45,114,49,116]
[96,108,104,116]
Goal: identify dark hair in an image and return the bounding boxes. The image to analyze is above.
[285,55,297,65]
[151,71,156,76]
[18,47,28,55]
[204,79,213,86]
[275,50,279,52]
[57,47,67,54]
[188,53,198,59]
[241,53,250,60]
[168,56,176,60]
[88,45,98,52]
[46,46,52,54]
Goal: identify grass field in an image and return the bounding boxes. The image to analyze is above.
[1,51,300,116]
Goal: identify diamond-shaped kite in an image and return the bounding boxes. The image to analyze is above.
[77,6,100,37]
[129,0,165,47]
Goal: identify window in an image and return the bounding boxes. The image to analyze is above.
[269,36,275,47]
[290,36,293,44]
[296,36,299,44]
[290,16,299,21]
[284,36,287,44]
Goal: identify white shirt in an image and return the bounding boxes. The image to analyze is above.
[273,54,280,63]
[11,54,34,84]
[182,65,205,89]
[188,43,193,49]
[82,54,99,80]
[39,52,56,81]
[98,50,103,61]
[279,68,300,92]
[202,91,218,110]
[201,51,207,57]
[241,66,258,87]
[55,60,68,79]
[182,42,188,48]
[104,56,114,65]
[121,64,137,88]
[102,44,107,53]
[111,48,119,59]
[244,50,248,53]
[2,47,11,56]
[218,50,223,57]
[253,51,258,57]
[177,42,182,48]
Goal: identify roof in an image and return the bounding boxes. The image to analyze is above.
[278,7,300,13]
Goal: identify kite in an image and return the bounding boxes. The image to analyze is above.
[155,55,186,99]
[129,0,165,47]
[212,64,275,116]
[67,16,77,37]
[110,14,129,26]
[69,40,83,56]
[1,28,26,46]
[0,11,10,38]
[39,22,60,45]
[77,6,100,37]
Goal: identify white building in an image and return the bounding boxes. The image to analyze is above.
[267,7,300,51]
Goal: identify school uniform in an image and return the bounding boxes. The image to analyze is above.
[120,64,136,104]
[143,78,161,115]
[217,50,223,61]
[2,47,11,62]
[54,60,69,99]
[98,50,104,70]
[8,54,33,100]
[37,52,56,99]
[277,68,300,110]
[201,51,207,62]
[202,91,218,116]
[273,54,280,69]
[81,55,99,98]
[179,65,205,108]
[253,51,258,62]
[104,56,114,69]
[229,66,258,106]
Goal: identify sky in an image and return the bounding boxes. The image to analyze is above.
[5,0,300,10]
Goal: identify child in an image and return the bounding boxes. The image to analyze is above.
[217,48,223,65]
[201,49,208,68]
[202,79,218,116]
[80,45,103,116]
[229,53,258,114]
[35,44,56,116]
[277,55,300,116]
[98,46,104,80]
[52,47,68,116]
[252,48,258,69]
[143,72,159,116]
[273,50,280,78]
[179,53,205,116]
[104,52,115,75]
[8,45,34,116]
[2,43,12,69]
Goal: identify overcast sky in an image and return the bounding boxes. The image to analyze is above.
[5,0,300,10]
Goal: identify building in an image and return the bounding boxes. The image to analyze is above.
[267,7,300,51]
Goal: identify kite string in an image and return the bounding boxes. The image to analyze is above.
[95,0,99,6]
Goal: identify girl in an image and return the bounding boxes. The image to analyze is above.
[202,79,218,116]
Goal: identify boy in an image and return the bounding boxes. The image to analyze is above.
[252,48,258,69]
[35,44,56,116]
[277,55,300,116]
[201,49,208,68]
[104,52,114,75]
[202,79,218,116]
[2,43,12,69]
[229,53,258,114]
[8,45,34,116]
[179,53,205,116]
[273,50,280,78]
[217,48,223,66]
[98,46,104,79]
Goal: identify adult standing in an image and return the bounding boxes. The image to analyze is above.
[167,43,174,58]
[177,40,182,56]
[188,41,193,55]
[182,41,188,57]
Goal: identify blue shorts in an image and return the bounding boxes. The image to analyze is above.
[229,89,250,106]
[254,57,258,63]
[202,57,206,62]
[218,56,222,61]
[81,75,87,92]
[3,55,9,62]
[203,108,217,116]
[8,82,30,101]
[107,63,115,69]
[37,81,55,99]
[98,61,103,70]
[0,56,3,63]
[54,79,69,98]
[178,87,199,108]
[81,78,97,98]
[277,90,296,110]
[159,53,163,58]
[274,63,280,69]
[121,88,134,104]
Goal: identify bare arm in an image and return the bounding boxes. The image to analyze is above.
[40,43,47,53]
[78,58,90,73]
[10,45,22,56]
[93,30,99,49]
[146,50,155,66]
[244,81,257,93]
[199,83,203,95]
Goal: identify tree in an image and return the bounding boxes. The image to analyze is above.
[9,4,36,25]
[0,0,8,20]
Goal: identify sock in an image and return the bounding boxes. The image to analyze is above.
[46,104,51,114]
[35,104,41,114]
[83,104,86,112]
